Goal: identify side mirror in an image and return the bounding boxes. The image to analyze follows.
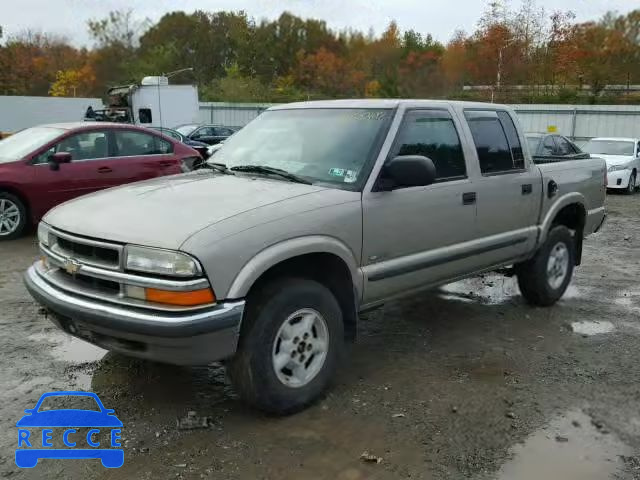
[378,155,437,191]
[48,152,72,171]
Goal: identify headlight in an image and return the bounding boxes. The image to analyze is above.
[37,222,51,247]
[608,164,629,172]
[125,246,202,277]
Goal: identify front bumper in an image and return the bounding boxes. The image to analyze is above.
[24,264,244,365]
[607,169,632,189]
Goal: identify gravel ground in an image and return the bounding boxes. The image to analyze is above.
[1,193,639,480]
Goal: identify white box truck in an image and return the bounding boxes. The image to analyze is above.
[86,76,200,129]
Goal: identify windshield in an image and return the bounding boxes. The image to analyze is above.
[526,136,541,154]
[0,127,64,163]
[583,140,635,156]
[213,108,391,188]
[176,124,199,136]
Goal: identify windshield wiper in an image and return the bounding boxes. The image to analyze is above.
[205,162,235,175]
[229,165,312,185]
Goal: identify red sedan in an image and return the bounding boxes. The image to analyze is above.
[0,123,201,240]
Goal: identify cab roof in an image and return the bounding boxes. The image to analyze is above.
[268,99,512,111]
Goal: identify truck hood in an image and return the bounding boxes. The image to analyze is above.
[44,172,328,249]
[596,154,635,166]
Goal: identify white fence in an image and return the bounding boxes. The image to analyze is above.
[0,96,102,133]
[2,96,640,141]
[512,104,640,141]
[197,102,640,140]
[198,102,271,127]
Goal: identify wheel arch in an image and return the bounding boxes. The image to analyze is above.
[540,193,586,240]
[227,236,362,341]
[540,193,587,265]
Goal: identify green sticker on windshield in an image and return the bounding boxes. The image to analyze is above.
[329,168,346,178]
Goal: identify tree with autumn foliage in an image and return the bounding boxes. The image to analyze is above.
[0,3,639,103]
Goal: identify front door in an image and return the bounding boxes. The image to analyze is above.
[29,129,116,219]
[361,108,477,304]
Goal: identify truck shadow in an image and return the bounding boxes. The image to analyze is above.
[85,274,585,418]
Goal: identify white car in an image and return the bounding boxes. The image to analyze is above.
[583,137,640,194]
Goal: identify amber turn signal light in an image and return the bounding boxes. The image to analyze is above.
[145,288,216,306]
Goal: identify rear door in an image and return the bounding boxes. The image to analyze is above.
[29,129,116,218]
[109,129,181,186]
[461,109,541,268]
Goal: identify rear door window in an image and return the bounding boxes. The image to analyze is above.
[464,110,524,174]
[114,131,172,157]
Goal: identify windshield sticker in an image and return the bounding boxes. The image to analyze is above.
[344,170,357,183]
[328,168,346,178]
[350,111,388,121]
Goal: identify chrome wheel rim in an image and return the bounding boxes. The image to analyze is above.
[272,308,329,388]
[547,242,569,290]
[0,199,20,236]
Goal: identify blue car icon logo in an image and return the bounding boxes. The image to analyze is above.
[16,391,123,468]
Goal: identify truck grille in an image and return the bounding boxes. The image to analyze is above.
[59,270,121,294]
[50,230,122,270]
[38,227,212,312]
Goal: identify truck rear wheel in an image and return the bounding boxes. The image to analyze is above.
[228,278,344,414]
[516,225,575,306]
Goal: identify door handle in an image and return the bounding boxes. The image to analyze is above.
[462,192,477,205]
[159,161,174,167]
[522,184,533,195]
[97,166,112,174]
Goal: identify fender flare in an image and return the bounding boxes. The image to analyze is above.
[539,192,587,244]
[226,235,363,300]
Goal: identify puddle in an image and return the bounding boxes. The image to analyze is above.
[440,275,586,306]
[440,275,519,305]
[28,331,106,363]
[570,321,615,336]
[496,410,631,480]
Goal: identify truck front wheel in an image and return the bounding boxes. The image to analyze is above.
[228,278,344,414]
[516,225,575,306]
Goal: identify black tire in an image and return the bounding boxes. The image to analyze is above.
[0,192,27,240]
[516,225,575,307]
[228,277,344,415]
[625,172,636,195]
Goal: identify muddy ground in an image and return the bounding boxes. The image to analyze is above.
[1,193,639,480]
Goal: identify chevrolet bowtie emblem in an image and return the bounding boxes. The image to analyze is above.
[64,258,81,276]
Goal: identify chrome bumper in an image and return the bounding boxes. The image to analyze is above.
[25,264,245,365]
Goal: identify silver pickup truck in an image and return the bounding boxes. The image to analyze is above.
[25,100,606,413]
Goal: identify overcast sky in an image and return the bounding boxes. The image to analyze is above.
[2,0,638,46]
